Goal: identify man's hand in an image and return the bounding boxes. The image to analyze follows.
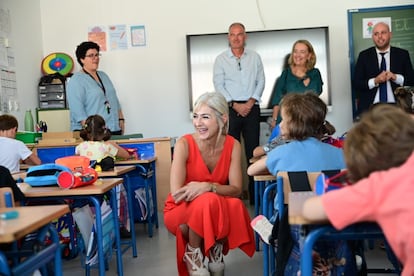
[385,71,396,82]
[233,98,255,117]
[375,71,388,85]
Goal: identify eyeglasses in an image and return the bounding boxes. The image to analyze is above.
[85,53,101,59]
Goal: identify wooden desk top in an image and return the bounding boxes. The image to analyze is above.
[20,157,157,171]
[289,191,327,225]
[12,171,27,180]
[33,137,171,148]
[253,174,276,181]
[97,165,136,177]
[0,205,69,243]
[20,178,123,198]
[115,157,157,165]
[19,164,31,171]
[16,165,136,179]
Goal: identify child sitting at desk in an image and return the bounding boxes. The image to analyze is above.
[76,114,130,168]
[248,92,353,275]
[252,120,340,158]
[76,114,131,236]
[0,114,41,173]
[303,104,414,275]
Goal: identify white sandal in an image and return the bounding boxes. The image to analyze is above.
[184,244,210,276]
[208,243,225,276]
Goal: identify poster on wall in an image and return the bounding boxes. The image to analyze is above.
[362,17,391,38]
[109,24,128,50]
[88,26,107,51]
[0,8,19,113]
[130,25,146,47]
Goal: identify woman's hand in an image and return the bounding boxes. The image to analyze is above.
[172,181,210,203]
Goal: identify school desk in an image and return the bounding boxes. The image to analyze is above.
[20,178,124,276]
[0,205,69,276]
[97,165,137,258]
[115,157,159,238]
[253,173,276,251]
[31,136,172,211]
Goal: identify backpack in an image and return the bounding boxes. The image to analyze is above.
[24,163,72,187]
[55,156,98,189]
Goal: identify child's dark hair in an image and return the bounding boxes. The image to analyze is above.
[79,115,111,141]
[0,114,18,131]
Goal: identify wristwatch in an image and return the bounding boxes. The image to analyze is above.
[210,184,217,193]
[263,145,270,153]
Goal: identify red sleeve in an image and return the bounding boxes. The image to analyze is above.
[321,175,379,230]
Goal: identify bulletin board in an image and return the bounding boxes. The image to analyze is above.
[348,5,414,118]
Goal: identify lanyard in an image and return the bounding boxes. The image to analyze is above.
[83,69,111,114]
[83,69,106,95]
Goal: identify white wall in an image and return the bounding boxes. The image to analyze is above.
[0,0,43,127]
[4,0,414,138]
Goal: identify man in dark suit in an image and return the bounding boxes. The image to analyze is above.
[353,22,414,116]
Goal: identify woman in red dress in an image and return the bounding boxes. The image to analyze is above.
[164,92,255,276]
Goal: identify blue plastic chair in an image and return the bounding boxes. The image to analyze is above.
[268,125,280,142]
[261,171,330,276]
[264,171,401,276]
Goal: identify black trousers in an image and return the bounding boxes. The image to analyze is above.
[228,104,260,204]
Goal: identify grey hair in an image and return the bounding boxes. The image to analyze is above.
[193,92,229,137]
[228,22,246,33]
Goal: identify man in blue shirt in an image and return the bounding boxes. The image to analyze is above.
[213,22,265,204]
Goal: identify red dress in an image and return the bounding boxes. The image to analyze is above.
[164,134,255,276]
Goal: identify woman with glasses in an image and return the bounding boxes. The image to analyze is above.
[67,41,125,134]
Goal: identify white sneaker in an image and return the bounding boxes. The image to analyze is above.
[250,215,273,245]
[184,245,210,276]
[208,243,225,276]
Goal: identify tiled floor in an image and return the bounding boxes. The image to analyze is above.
[62,206,398,276]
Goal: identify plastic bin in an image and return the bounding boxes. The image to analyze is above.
[16,131,42,144]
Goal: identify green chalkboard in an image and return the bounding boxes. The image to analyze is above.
[348,5,414,117]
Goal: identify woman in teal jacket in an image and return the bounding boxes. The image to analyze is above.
[270,39,323,127]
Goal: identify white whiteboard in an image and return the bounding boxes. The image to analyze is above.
[186,27,331,110]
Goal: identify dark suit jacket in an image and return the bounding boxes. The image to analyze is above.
[353,46,414,115]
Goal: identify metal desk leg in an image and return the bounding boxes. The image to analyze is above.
[87,196,105,276]
[110,188,123,276]
[144,175,153,237]
[0,252,11,276]
[136,163,158,237]
[254,180,260,251]
[149,162,159,228]
[123,174,138,257]
[254,180,266,251]
[87,193,123,276]
[262,182,277,276]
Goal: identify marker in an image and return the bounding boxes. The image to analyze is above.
[0,210,19,220]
